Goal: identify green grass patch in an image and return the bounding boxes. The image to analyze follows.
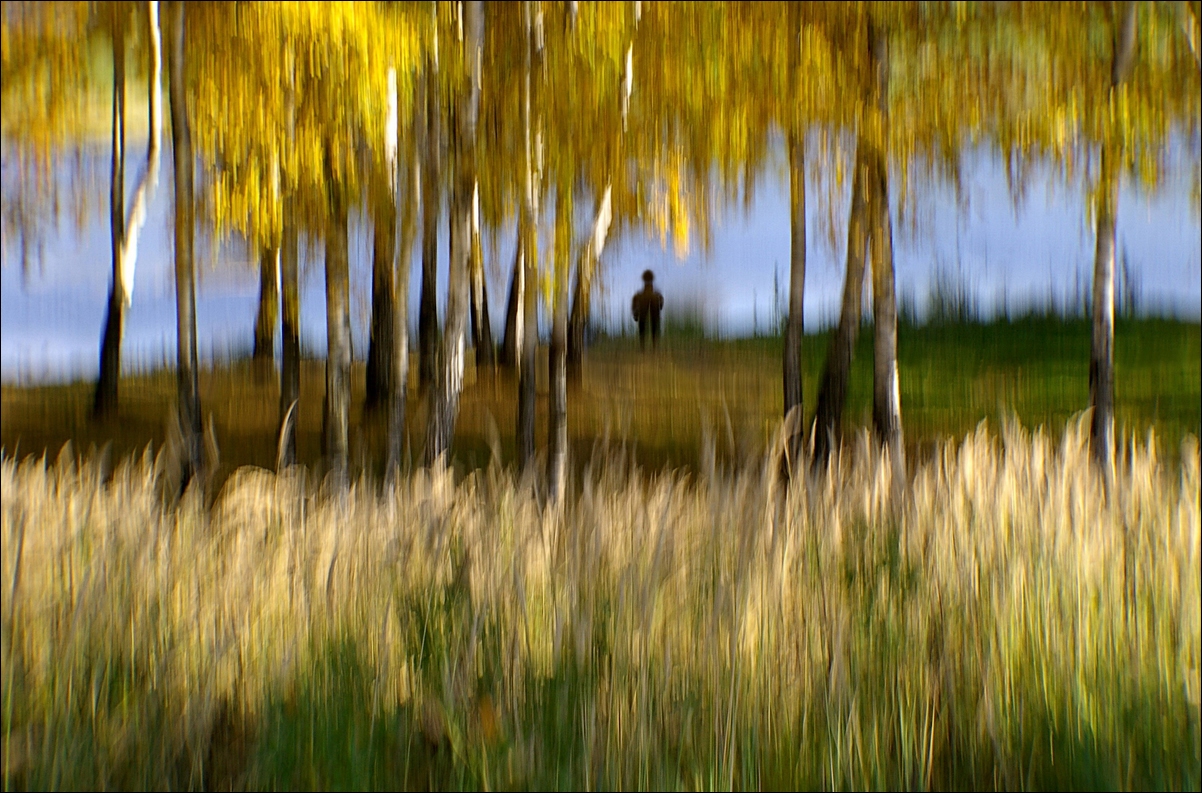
[2,318,1198,482]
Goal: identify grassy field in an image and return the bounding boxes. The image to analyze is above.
[2,317,1199,482]
[2,317,1199,790]
[2,422,1198,790]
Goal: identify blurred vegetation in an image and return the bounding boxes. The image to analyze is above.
[2,422,1198,790]
[3,3,1200,789]
[3,318,1198,482]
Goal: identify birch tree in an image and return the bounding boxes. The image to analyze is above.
[94,3,163,417]
[166,0,202,486]
[994,2,1198,470]
[190,3,422,474]
[426,0,483,463]
[809,4,911,473]
[566,4,637,377]
[365,67,400,411]
[517,0,542,469]
[388,72,422,479]
[418,4,441,390]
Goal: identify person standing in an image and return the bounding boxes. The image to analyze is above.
[631,269,664,351]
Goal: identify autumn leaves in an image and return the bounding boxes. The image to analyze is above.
[3,2,1197,490]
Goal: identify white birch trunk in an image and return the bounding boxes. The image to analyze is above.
[119,1,162,304]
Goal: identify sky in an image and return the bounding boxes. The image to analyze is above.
[2,141,1199,385]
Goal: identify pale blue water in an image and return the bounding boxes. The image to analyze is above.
[2,142,1199,385]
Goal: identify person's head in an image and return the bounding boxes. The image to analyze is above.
[642,269,655,285]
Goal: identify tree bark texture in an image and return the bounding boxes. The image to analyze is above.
[567,184,613,379]
[368,65,400,412]
[365,196,397,411]
[94,19,126,419]
[253,246,279,365]
[548,184,572,502]
[782,130,806,473]
[388,131,421,478]
[518,237,538,468]
[1091,150,1118,471]
[566,262,589,377]
[277,61,300,470]
[868,150,903,474]
[95,282,127,417]
[116,1,163,309]
[426,0,482,464]
[323,182,352,480]
[469,183,495,368]
[278,223,300,468]
[1091,2,1137,470]
[426,191,469,462]
[419,56,442,389]
[811,145,868,468]
[167,0,202,487]
[517,0,541,469]
[866,24,904,478]
[96,2,162,419]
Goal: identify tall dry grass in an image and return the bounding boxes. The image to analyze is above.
[2,420,1199,790]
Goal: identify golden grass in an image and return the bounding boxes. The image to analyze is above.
[2,420,1200,790]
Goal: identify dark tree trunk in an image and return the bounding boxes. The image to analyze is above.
[517,237,538,468]
[782,130,806,474]
[426,0,482,464]
[469,192,495,369]
[365,197,396,411]
[167,0,202,487]
[418,58,441,390]
[548,183,572,502]
[1091,3,1136,470]
[278,223,300,468]
[277,52,300,470]
[95,288,126,417]
[96,3,161,419]
[567,263,588,377]
[94,20,126,420]
[811,145,868,468]
[868,149,903,474]
[388,133,420,479]
[1091,151,1119,472]
[253,245,279,374]
[471,276,495,369]
[501,229,523,368]
[426,183,469,463]
[323,182,352,480]
[866,24,904,479]
[517,1,541,469]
